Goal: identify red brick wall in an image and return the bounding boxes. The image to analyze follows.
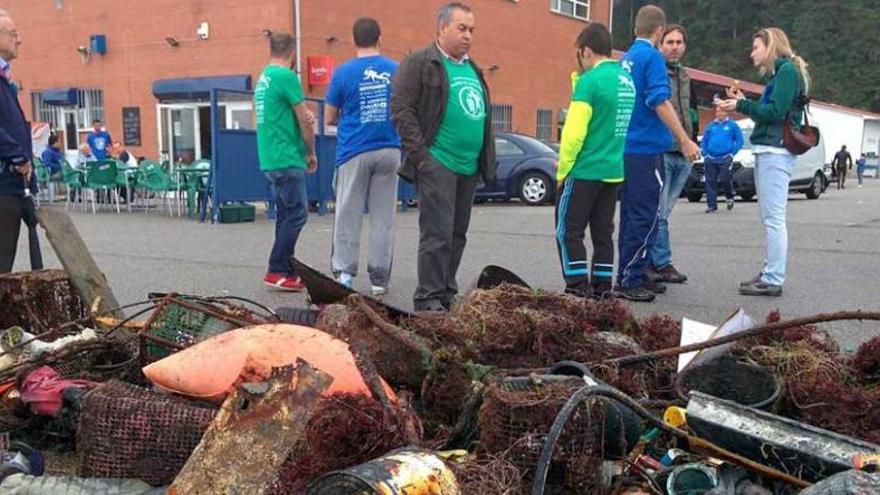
[7,0,610,157]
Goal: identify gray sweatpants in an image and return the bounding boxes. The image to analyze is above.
[331,147,400,287]
[413,156,478,310]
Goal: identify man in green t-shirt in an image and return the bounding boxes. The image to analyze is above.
[555,22,635,298]
[392,2,496,312]
[254,32,317,292]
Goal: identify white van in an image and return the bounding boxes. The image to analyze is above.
[685,119,828,201]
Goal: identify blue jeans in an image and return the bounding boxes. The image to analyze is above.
[704,156,734,209]
[266,168,308,275]
[649,153,692,270]
[755,152,796,286]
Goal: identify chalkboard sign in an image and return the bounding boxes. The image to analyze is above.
[122,107,141,146]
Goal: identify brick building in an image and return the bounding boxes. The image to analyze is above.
[7,0,610,162]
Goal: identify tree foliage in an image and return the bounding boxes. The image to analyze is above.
[612,0,880,112]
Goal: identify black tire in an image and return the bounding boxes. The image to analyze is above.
[518,171,551,206]
[805,173,823,199]
[686,191,703,203]
[274,306,319,326]
[739,191,754,201]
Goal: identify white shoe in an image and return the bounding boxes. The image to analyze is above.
[338,273,353,289]
[370,285,388,297]
[858,184,863,188]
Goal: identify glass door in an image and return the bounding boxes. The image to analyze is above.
[157,104,202,167]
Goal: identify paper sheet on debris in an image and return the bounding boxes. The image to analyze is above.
[679,308,756,371]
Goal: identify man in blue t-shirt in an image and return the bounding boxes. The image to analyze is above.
[325,17,400,296]
[616,5,700,303]
[86,119,111,160]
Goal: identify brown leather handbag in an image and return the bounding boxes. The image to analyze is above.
[783,96,820,155]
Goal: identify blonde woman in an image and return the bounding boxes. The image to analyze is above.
[719,28,810,297]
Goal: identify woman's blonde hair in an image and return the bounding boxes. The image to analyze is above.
[754,27,811,95]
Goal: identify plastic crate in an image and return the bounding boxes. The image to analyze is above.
[219,202,256,223]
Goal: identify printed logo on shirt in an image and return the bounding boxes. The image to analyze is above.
[453,77,485,121]
[254,73,271,125]
[93,137,107,151]
[615,74,637,137]
[358,67,392,124]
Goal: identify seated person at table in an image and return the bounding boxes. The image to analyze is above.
[40,135,64,175]
[75,143,94,170]
[111,142,138,168]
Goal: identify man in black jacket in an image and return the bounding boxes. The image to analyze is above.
[832,145,853,190]
[392,2,495,311]
[0,9,36,274]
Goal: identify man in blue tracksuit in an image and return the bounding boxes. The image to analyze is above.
[701,106,744,212]
[617,5,700,302]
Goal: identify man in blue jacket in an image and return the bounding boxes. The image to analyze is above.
[617,5,700,302]
[701,106,744,212]
[0,9,37,274]
[87,119,111,160]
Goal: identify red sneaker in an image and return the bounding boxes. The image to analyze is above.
[263,272,305,292]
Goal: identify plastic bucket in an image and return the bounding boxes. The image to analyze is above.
[676,355,781,410]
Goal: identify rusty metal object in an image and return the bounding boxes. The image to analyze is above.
[0,270,89,337]
[169,360,332,495]
[307,448,460,495]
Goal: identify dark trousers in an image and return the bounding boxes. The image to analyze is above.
[618,153,663,289]
[555,178,618,290]
[413,157,478,310]
[265,168,309,275]
[837,166,848,189]
[0,196,23,274]
[704,156,734,209]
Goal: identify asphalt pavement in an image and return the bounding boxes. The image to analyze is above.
[13,180,880,349]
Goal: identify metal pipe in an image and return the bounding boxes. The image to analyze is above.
[294,0,302,74]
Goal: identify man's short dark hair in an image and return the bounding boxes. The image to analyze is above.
[92,119,102,125]
[48,134,58,146]
[663,24,687,44]
[634,5,666,38]
[269,32,296,58]
[576,22,612,57]
[437,2,472,29]
[353,17,381,48]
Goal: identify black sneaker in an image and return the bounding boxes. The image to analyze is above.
[706,207,718,214]
[565,284,594,299]
[613,285,656,302]
[592,282,613,299]
[739,280,783,297]
[658,264,687,284]
[726,199,735,210]
[739,274,762,287]
[643,278,667,294]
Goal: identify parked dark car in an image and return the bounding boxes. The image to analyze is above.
[477,133,558,205]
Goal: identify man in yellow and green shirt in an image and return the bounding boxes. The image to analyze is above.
[555,22,635,298]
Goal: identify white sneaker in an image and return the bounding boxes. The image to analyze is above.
[370,285,388,297]
[338,273,353,289]
[858,184,863,188]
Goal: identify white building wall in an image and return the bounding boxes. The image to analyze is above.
[862,120,880,157]
[810,104,866,163]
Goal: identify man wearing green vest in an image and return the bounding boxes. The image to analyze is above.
[392,2,495,312]
[555,22,635,298]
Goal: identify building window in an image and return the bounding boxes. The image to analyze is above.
[31,88,104,130]
[491,103,513,133]
[551,0,590,20]
[536,109,553,141]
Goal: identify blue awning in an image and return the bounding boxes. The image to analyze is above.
[152,75,252,101]
[43,88,78,106]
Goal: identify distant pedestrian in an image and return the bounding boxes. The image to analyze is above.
[719,27,811,297]
[326,17,400,297]
[255,32,318,291]
[831,145,852,189]
[856,153,867,187]
[87,119,111,160]
[0,8,38,274]
[646,23,696,286]
[554,22,634,299]
[616,5,700,303]
[392,2,495,311]
[701,106,744,212]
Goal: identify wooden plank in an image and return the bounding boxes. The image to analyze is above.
[35,207,123,320]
